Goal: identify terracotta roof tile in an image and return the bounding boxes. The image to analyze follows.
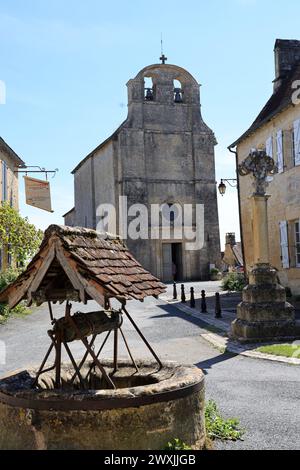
[0,225,166,309]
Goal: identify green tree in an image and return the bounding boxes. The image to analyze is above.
[0,202,43,267]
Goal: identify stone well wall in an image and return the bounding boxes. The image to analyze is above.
[0,361,205,450]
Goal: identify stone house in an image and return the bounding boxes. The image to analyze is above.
[0,137,25,269]
[229,39,300,294]
[65,61,221,282]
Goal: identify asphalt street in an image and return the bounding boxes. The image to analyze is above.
[0,295,299,450]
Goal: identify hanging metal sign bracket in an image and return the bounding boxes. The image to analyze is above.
[14,166,59,181]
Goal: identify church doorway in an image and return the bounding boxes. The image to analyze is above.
[162,243,183,282]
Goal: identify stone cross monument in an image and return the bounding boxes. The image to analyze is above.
[231,149,299,342]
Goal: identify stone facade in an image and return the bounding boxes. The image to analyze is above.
[66,63,221,281]
[230,40,300,294]
[0,138,25,270]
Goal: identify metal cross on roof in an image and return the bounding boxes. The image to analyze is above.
[160,54,167,64]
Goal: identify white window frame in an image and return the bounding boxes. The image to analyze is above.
[276,129,284,173]
[2,161,7,202]
[295,221,300,268]
[266,136,273,159]
[280,221,290,269]
[293,119,300,166]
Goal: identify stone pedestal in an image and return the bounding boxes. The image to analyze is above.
[231,264,299,342]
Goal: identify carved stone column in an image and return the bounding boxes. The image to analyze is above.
[252,195,270,265]
[231,149,299,342]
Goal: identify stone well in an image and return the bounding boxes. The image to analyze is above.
[0,360,205,450]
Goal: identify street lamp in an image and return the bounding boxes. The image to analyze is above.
[218,178,237,196]
[218,180,227,196]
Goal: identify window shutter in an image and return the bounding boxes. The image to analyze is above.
[2,161,7,202]
[280,221,290,269]
[293,119,300,165]
[276,129,284,173]
[266,136,273,159]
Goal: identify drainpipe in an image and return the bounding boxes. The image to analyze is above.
[228,145,248,279]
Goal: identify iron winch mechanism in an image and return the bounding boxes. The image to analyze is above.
[34,300,162,390]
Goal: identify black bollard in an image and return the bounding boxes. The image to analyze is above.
[173,282,178,300]
[201,290,207,313]
[190,287,195,308]
[181,284,186,303]
[215,292,222,318]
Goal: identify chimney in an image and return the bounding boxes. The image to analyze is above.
[274,39,300,92]
[225,233,236,246]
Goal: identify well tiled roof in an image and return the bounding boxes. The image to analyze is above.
[230,62,300,148]
[0,225,166,309]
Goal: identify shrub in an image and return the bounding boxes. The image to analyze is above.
[0,202,43,266]
[164,439,192,450]
[210,268,219,275]
[205,400,244,441]
[221,272,246,292]
[0,267,21,292]
[0,302,30,324]
[0,268,31,323]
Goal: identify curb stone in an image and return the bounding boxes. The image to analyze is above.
[164,298,300,366]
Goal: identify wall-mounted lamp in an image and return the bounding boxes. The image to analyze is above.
[218,178,238,196]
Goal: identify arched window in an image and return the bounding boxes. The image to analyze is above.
[173,79,183,103]
[144,77,155,101]
[161,203,181,224]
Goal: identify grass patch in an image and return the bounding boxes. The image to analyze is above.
[162,400,244,450]
[205,400,244,441]
[257,343,300,358]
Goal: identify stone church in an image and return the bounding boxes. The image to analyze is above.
[64,59,221,282]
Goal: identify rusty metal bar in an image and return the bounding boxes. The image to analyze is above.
[0,380,204,411]
[95,330,111,360]
[32,341,55,388]
[122,307,162,370]
[54,338,62,388]
[63,342,86,389]
[81,337,115,389]
[113,328,118,373]
[65,304,115,389]
[85,330,111,381]
[69,334,97,385]
[48,301,54,322]
[120,327,139,373]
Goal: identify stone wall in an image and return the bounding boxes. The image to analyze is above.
[0,361,206,450]
[0,148,19,210]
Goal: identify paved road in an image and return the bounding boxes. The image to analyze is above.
[0,296,299,450]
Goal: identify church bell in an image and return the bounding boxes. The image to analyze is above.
[174,88,183,103]
[145,88,154,101]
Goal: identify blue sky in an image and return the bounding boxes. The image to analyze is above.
[1,0,300,247]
